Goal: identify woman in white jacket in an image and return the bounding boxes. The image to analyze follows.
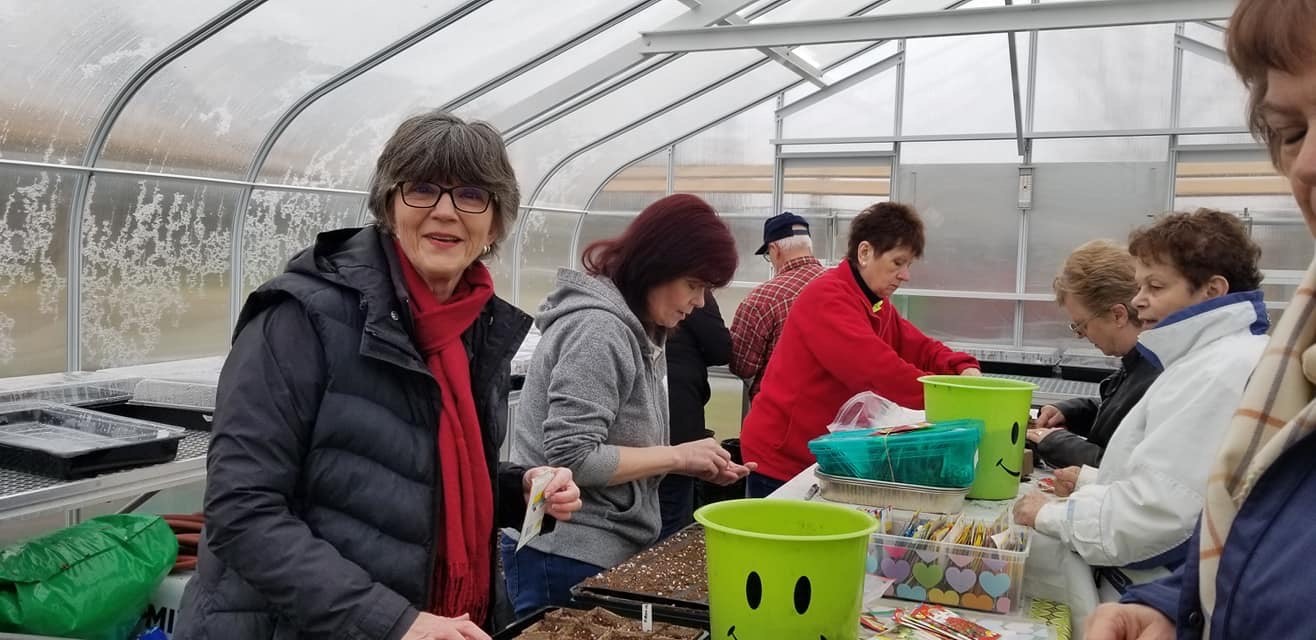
[1014,209,1268,596]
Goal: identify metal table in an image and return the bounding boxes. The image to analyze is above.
[0,429,210,522]
[985,373,1100,406]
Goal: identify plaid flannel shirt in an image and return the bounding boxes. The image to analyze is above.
[729,256,825,398]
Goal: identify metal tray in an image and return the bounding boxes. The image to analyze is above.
[494,605,708,639]
[0,401,185,479]
[814,469,968,513]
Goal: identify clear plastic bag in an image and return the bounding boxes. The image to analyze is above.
[825,391,925,433]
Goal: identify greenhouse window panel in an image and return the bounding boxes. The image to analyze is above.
[0,0,231,165]
[638,0,1233,53]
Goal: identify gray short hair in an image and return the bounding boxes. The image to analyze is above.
[367,110,520,254]
[772,231,813,253]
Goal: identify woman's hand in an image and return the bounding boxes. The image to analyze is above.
[960,367,982,376]
[1052,465,1081,497]
[672,438,747,483]
[1033,404,1067,429]
[523,467,583,521]
[1012,491,1051,527]
[1085,603,1176,640]
[401,612,490,640]
[1026,427,1063,445]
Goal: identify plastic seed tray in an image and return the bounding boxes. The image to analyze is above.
[571,525,710,626]
[494,605,708,640]
[0,401,185,479]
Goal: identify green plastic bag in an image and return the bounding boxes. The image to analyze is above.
[0,514,178,640]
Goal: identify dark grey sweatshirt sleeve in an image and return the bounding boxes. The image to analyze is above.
[204,298,417,639]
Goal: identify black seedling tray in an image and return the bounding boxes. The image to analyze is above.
[0,401,185,479]
[570,585,709,627]
[494,605,709,639]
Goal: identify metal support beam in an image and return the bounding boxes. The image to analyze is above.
[1176,33,1227,65]
[233,0,490,329]
[438,0,661,112]
[491,0,761,133]
[770,125,1248,145]
[777,51,903,118]
[679,0,827,87]
[1005,0,1026,157]
[639,0,1234,53]
[64,0,267,372]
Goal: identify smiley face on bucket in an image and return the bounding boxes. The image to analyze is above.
[722,568,847,640]
[993,421,1022,478]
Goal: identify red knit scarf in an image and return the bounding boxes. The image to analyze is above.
[395,242,495,624]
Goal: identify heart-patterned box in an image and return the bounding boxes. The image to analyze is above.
[865,527,1031,614]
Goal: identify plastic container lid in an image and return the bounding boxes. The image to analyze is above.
[807,419,983,488]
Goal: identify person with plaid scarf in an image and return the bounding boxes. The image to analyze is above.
[1086,1,1316,638]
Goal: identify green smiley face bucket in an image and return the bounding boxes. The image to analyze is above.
[694,499,878,640]
[919,375,1037,500]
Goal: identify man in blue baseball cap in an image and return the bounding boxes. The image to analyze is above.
[730,212,825,399]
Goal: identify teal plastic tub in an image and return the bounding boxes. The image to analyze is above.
[807,419,983,488]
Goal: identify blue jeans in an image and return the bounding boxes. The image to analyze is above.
[658,474,696,539]
[745,472,785,498]
[499,532,606,618]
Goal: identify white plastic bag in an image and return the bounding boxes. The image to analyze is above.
[825,391,925,433]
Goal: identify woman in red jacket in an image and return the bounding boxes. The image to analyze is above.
[740,202,981,497]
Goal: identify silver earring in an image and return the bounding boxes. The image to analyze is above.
[482,244,491,255]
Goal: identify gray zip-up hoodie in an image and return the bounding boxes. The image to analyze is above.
[511,268,669,569]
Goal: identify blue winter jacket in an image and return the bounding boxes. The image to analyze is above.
[1122,429,1316,639]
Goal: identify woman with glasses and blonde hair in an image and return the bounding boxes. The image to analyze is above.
[1028,240,1159,470]
[1088,1,1316,637]
[177,110,582,640]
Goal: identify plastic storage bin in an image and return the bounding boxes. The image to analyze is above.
[807,419,983,488]
[867,517,1030,614]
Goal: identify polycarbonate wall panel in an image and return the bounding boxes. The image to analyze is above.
[524,63,798,209]
[80,177,236,369]
[1251,224,1315,272]
[897,164,1020,292]
[458,2,687,120]
[0,168,72,376]
[900,297,1015,345]
[781,70,896,139]
[98,0,464,179]
[1033,26,1175,132]
[1022,300,1086,350]
[1025,163,1168,294]
[575,214,635,263]
[1031,137,1169,163]
[510,50,766,203]
[591,152,668,212]
[516,210,579,310]
[901,34,1020,136]
[260,1,642,190]
[1179,54,1249,129]
[241,190,363,295]
[672,103,775,214]
[0,1,226,162]
[899,140,1021,164]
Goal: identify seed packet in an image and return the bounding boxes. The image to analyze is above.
[516,469,554,552]
[896,604,1003,640]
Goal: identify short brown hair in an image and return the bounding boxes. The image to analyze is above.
[1226,0,1316,169]
[846,202,925,262]
[1054,240,1140,321]
[1127,209,1263,293]
[366,110,519,254]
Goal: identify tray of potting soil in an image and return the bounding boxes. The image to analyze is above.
[0,401,185,479]
[572,525,710,625]
[494,605,708,640]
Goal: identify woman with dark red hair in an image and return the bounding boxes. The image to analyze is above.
[503,194,755,616]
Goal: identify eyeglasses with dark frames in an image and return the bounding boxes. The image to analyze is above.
[395,181,493,214]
